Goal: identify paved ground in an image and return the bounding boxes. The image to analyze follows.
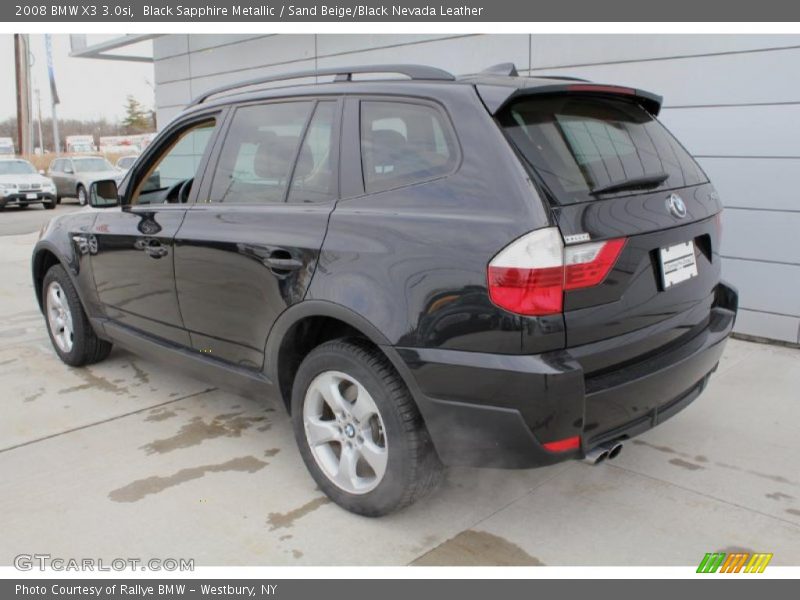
[0,203,82,236]
[1,216,799,566]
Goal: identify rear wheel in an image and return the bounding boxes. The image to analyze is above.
[77,185,87,206]
[43,265,112,366]
[291,339,443,516]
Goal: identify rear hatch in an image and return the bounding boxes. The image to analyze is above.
[497,91,723,374]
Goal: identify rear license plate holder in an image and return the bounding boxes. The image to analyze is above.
[659,240,698,289]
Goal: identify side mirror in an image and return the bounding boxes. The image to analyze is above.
[38,169,45,176]
[64,168,73,174]
[89,180,120,208]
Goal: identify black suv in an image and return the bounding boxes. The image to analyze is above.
[32,64,737,516]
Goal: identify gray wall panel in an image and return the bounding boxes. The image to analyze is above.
[698,157,800,212]
[721,210,800,264]
[529,34,800,69]
[721,258,800,317]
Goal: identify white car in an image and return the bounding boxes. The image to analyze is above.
[0,159,57,210]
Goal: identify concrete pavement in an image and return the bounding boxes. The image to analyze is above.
[1,227,798,566]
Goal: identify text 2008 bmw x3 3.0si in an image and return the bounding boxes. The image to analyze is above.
[32,63,737,516]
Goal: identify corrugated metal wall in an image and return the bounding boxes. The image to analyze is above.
[153,34,800,344]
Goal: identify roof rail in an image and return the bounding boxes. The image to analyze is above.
[188,64,455,106]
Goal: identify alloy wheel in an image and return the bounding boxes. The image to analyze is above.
[46,281,74,353]
[302,370,388,494]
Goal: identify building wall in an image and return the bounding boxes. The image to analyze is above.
[153,34,800,344]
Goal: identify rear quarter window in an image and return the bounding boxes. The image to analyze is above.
[360,100,458,193]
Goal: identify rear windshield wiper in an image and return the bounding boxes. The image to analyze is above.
[590,172,669,195]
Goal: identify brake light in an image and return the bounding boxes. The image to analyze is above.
[567,84,636,96]
[487,228,626,316]
[542,436,581,452]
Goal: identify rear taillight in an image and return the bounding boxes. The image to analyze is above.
[542,436,581,453]
[487,227,626,316]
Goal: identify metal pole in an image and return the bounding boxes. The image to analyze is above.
[46,34,61,155]
[14,34,32,155]
[35,88,44,154]
[52,102,60,155]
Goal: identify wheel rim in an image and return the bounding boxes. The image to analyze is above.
[303,370,388,495]
[46,281,74,353]
[78,187,86,205]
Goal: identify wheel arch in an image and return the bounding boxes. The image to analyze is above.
[265,301,415,414]
[32,245,68,311]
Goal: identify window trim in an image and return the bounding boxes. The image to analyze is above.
[356,95,463,196]
[120,108,225,209]
[199,96,344,206]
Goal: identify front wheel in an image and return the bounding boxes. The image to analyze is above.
[43,265,112,366]
[77,185,87,206]
[44,200,56,210]
[291,339,443,516]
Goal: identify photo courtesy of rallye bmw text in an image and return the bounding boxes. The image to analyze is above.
[1,0,799,596]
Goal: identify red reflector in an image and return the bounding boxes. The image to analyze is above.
[564,238,626,290]
[487,265,563,316]
[543,436,581,452]
[567,84,636,96]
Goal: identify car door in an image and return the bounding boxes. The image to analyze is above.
[173,98,341,369]
[49,159,67,196]
[89,112,223,345]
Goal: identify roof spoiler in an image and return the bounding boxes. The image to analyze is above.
[477,82,664,116]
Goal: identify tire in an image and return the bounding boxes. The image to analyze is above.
[77,185,87,206]
[291,338,443,516]
[42,265,112,367]
[44,200,56,210]
[56,195,62,205]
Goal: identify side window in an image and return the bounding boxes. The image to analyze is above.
[51,159,61,172]
[288,101,337,204]
[130,119,216,206]
[209,101,313,204]
[360,101,457,193]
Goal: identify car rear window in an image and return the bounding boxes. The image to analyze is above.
[498,95,707,205]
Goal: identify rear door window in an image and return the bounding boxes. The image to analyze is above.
[209,101,313,204]
[499,95,707,204]
[360,100,457,193]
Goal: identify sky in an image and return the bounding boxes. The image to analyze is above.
[0,34,155,123]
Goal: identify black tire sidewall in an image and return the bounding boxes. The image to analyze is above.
[291,341,420,516]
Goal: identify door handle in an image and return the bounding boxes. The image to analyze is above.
[144,244,168,259]
[262,251,303,272]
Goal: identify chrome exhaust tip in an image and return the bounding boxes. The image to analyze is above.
[607,442,624,460]
[583,446,609,465]
[583,441,623,465]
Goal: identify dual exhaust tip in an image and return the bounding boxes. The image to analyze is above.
[583,441,623,465]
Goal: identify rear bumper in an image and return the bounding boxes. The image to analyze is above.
[395,281,738,468]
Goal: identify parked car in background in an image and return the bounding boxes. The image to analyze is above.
[32,64,737,516]
[47,156,123,206]
[0,137,15,157]
[0,158,57,210]
[115,155,139,173]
